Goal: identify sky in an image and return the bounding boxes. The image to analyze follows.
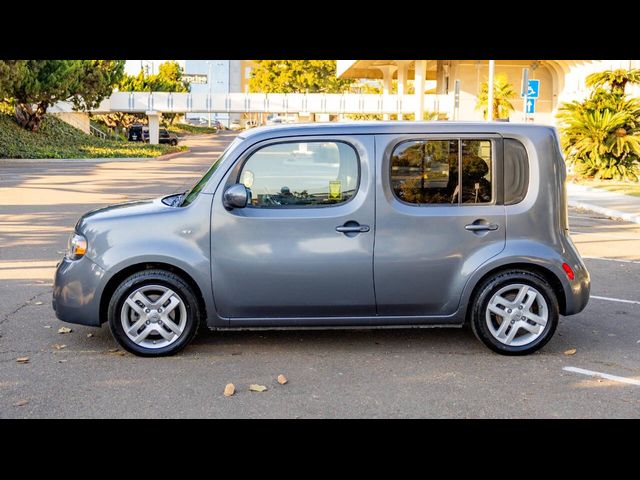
[124,60,185,76]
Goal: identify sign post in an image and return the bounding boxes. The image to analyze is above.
[521,68,529,122]
[521,74,540,122]
[453,79,460,120]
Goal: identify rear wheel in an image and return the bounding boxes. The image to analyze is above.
[170,139,177,146]
[470,270,559,355]
[108,269,200,357]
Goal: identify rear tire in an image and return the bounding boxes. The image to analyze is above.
[108,269,200,357]
[470,270,559,355]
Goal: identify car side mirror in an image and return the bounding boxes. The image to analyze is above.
[223,184,249,209]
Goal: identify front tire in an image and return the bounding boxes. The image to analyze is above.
[470,270,559,355]
[107,269,201,357]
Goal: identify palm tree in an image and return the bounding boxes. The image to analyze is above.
[586,69,640,95]
[557,95,640,180]
[475,74,516,120]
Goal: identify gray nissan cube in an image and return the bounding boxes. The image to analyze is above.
[53,122,590,357]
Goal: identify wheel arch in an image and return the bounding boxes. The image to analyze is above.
[462,262,567,324]
[99,261,208,326]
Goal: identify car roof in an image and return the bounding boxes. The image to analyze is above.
[237,121,557,142]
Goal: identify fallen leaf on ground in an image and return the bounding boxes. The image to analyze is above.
[53,344,66,350]
[34,301,43,305]
[16,357,30,364]
[57,327,72,334]
[87,333,94,338]
[107,348,119,353]
[277,374,288,385]
[223,383,235,397]
[13,400,29,407]
[563,348,577,356]
[249,384,267,392]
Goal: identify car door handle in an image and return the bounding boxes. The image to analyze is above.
[336,223,370,233]
[465,223,499,231]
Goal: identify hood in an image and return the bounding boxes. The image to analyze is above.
[76,197,170,232]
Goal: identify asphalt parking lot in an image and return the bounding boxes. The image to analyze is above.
[1,132,639,418]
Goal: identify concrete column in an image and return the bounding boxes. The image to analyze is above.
[414,60,426,121]
[146,111,161,145]
[378,66,396,121]
[397,61,409,120]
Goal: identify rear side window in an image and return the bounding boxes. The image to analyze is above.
[504,139,529,205]
[390,138,493,205]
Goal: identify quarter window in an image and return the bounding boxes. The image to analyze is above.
[239,141,359,208]
[390,139,493,205]
[504,138,529,205]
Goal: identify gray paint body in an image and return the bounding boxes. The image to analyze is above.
[52,121,590,329]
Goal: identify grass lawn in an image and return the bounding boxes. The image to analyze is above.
[0,112,186,159]
[575,179,640,198]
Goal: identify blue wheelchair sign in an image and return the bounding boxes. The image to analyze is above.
[522,79,540,99]
[526,98,536,114]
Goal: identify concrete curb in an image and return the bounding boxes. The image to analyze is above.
[568,199,640,224]
[0,148,190,164]
[567,182,640,224]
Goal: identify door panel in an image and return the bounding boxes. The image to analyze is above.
[210,135,376,319]
[374,134,506,317]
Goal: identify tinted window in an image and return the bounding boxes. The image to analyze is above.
[390,140,458,204]
[461,140,492,204]
[504,139,529,205]
[239,141,359,208]
[390,139,493,205]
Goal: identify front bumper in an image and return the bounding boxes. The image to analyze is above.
[52,256,106,327]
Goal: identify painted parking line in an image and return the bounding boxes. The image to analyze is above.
[583,256,640,264]
[563,367,640,386]
[590,295,640,306]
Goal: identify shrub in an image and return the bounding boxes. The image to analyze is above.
[557,70,640,181]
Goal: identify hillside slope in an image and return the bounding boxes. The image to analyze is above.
[0,113,185,159]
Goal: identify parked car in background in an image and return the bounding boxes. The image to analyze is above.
[140,127,179,146]
[127,124,145,142]
[229,120,242,130]
[53,122,590,357]
[128,125,178,145]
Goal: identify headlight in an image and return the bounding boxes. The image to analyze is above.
[66,233,87,260]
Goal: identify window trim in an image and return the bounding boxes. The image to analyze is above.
[387,135,503,207]
[231,138,362,210]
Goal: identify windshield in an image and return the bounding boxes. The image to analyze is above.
[180,137,243,207]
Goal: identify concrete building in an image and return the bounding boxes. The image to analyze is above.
[184,60,247,127]
[337,60,640,124]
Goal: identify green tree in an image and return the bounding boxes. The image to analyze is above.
[586,68,640,95]
[475,74,516,120]
[0,60,124,131]
[557,79,640,180]
[249,60,353,93]
[116,61,188,125]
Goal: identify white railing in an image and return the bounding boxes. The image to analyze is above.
[104,92,452,115]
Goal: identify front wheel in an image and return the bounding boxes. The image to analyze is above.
[107,269,201,357]
[470,270,559,355]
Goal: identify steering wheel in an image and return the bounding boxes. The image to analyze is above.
[264,194,281,206]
